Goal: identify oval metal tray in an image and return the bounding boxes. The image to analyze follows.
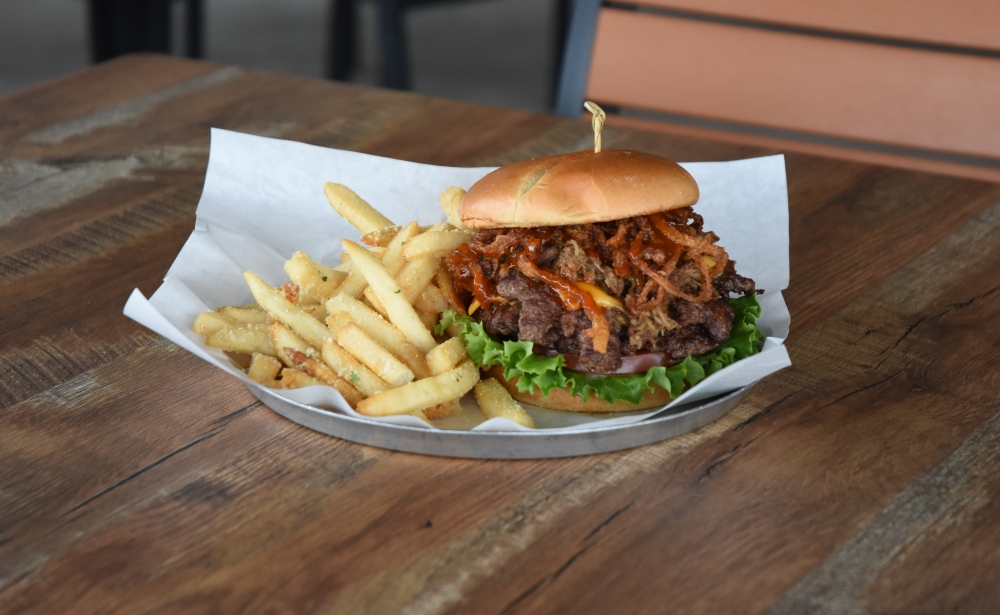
[250,383,754,459]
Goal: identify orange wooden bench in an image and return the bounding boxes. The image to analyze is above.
[556,0,1000,181]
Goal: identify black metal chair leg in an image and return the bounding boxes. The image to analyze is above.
[185,0,203,58]
[328,0,356,80]
[378,0,410,90]
[87,0,176,63]
[552,0,573,108]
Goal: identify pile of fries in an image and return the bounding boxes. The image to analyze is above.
[192,182,534,428]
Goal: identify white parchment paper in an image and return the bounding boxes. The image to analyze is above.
[124,129,791,432]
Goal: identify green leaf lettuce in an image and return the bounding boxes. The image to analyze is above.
[436,294,764,406]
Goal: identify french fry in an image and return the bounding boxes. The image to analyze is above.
[341,240,437,352]
[382,221,419,277]
[426,337,469,375]
[324,183,394,233]
[435,268,465,314]
[424,400,461,419]
[362,287,390,319]
[415,284,449,316]
[219,305,269,324]
[415,310,438,330]
[245,271,332,350]
[397,256,440,302]
[278,281,300,304]
[337,266,368,299]
[336,322,414,387]
[324,310,353,337]
[205,324,275,356]
[321,338,390,397]
[284,251,347,300]
[248,353,282,386]
[278,367,321,389]
[300,303,329,321]
[193,311,237,336]
[361,223,436,248]
[325,295,431,379]
[401,230,474,261]
[270,322,316,367]
[356,360,479,416]
[285,348,364,407]
[474,379,535,428]
[439,186,467,229]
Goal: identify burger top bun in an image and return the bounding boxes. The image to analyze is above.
[460,149,699,229]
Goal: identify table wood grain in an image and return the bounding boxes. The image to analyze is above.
[2,54,999,614]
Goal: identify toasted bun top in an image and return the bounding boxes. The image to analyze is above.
[460,149,699,229]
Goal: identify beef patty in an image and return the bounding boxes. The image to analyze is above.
[451,212,758,374]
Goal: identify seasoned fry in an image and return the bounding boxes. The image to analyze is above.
[356,361,479,416]
[285,348,364,407]
[284,251,347,300]
[278,367,321,389]
[382,221,419,277]
[362,287,390,319]
[435,267,465,314]
[336,322,414,387]
[424,400,461,419]
[193,311,237,336]
[324,182,394,233]
[219,305,269,324]
[270,322,316,367]
[245,271,332,350]
[206,324,274,356]
[415,310,438,329]
[397,256,440,302]
[402,230,474,261]
[321,338,390,397]
[361,223,436,247]
[474,379,535,428]
[300,303,328,321]
[278,281,300,304]
[337,266,369,299]
[325,295,431,379]
[341,240,437,352]
[415,284,449,316]
[426,337,469,375]
[439,186,467,229]
[248,353,282,386]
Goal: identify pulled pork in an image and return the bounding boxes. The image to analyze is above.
[448,209,757,373]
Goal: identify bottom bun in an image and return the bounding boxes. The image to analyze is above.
[485,365,674,414]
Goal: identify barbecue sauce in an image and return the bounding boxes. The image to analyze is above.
[447,215,687,355]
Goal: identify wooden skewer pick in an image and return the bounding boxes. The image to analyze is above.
[584,101,606,153]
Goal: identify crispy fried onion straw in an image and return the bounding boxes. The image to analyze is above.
[631,214,729,307]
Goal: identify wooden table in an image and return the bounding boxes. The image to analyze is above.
[3,55,999,614]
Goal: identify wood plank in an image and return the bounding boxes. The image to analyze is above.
[0,54,224,146]
[633,0,1000,53]
[588,8,1000,160]
[768,408,1000,613]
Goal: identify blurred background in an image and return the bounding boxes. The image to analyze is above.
[0,0,561,112]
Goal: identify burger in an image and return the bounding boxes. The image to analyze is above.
[437,149,763,413]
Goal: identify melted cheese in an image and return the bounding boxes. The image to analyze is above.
[573,282,623,310]
[469,285,620,314]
